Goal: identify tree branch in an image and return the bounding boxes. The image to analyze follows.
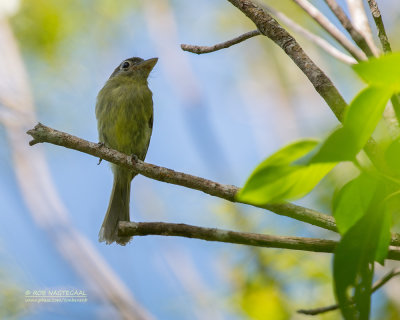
[367,0,391,53]
[292,0,367,61]
[181,30,261,54]
[118,221,400,261]
[227,0,347,121]
[264,5,356,65]
[324,0,374,57]
[225,0,386,174]
[118,221,337,253]
[297,268,400,315]
[26,123,400,247]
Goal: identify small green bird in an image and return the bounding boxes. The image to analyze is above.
[96,57,158,245]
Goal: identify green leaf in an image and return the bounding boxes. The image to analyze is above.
[255,139,319,167]
[310,86,393,163]
[334,180,391,319]
[353,52,400,90]
[333,173,377,234]
[237,140,335,204]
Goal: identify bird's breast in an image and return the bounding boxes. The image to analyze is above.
[96,82,153,158]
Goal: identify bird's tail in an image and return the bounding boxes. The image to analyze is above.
[99,172,131,245]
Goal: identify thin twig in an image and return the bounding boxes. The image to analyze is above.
[292,0,367,61]
[324,0,374,57]
[26,123,400,246]
[118,221,400,261]
[346,0,380,56]
[367,0,391,53]
[297,268,400,315]
[371,268,400,292]
[181,30,261,54]
[298,304,338,316]
[265,5,356,64]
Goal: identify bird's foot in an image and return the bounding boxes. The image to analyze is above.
[97,142,105,165]
[131,153,139,165]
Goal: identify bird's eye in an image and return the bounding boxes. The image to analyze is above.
[121,61,131,69]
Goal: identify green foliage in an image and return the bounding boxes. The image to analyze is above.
[238,52,400,319]
[309,86,393,163]
[239,84,392,206]
[353,53,400,90]
[333,177,391,319]
[237,140,335,204]
[333,173,377,234]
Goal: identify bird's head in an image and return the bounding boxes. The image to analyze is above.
[109,57,158,82]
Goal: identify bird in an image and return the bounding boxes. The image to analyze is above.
[95,57,158,245]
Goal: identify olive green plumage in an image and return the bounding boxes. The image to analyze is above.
[96,57,157,245]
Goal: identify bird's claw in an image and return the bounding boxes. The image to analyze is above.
[97,142,105,165]
[131,154,139,165]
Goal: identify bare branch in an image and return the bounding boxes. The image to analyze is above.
[367,0,391,53]
[297,268,400,315]
[292,0,367,61]
[26,123,400,247]
[119,222,400,261]
[181,30,261,54]
[265,5,356,64]
[118,221,338,253]
[346,0,380,56]
[324,0,374,57]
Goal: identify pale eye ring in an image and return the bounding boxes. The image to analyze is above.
[121,61,131,69]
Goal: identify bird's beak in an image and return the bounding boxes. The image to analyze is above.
[137,58,158,73]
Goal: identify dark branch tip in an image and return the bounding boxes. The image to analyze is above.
[28,139,39,146]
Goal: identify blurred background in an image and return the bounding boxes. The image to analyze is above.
[0,0,399,319]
